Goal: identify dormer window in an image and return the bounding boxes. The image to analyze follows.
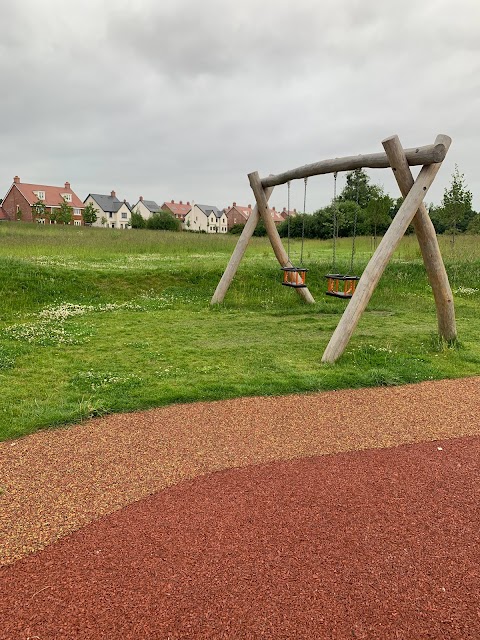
[62,193,72,202]
[34,190,45,200]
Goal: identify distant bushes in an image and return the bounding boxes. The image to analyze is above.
[131,209,181,231]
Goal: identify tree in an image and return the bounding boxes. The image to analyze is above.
[363,194,393,247]
[467,213,480,234]
[82,202,98,226]
[338,168,382,209]
[56,198,73,225]
[146,210,180,231]
[32,200,46,220]
[130,209,146,229]
[439,165,473,244]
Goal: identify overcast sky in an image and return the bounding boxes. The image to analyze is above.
[1,0,479,212]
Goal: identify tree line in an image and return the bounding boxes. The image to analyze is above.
[235,166,478,243]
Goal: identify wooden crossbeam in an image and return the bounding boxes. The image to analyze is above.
[261,142,448,188]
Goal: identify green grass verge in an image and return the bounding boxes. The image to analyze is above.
[0,223,479,441]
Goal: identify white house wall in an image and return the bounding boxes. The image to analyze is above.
[135,200,155,220]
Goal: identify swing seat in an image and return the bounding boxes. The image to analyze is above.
[325,274,360,299]
[281,266,308,288]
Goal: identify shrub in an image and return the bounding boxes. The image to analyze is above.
[146,210,181,231]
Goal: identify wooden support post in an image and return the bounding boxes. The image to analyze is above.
[211,186,274,304]
[249,171,315,304]
[321,134,452,363]
[382,135,457,342]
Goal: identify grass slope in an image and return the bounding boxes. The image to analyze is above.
[0,223,479,441]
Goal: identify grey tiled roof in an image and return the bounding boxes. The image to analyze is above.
[196,204,223,219]
[88,194,131,213]
[142,200,160,213]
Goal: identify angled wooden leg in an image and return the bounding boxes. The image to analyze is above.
[321,135,452,363]
[249,171,315,304]
[382,135,456,341]
[210,186,274,304]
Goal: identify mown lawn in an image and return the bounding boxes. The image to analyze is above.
[0,223,479,441]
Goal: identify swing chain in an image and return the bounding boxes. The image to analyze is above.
[287,180,291,262]
[300,177,307,265]
[332,172,338,272]
[349,179,360,273]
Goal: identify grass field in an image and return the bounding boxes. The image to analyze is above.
[0,222,479,441]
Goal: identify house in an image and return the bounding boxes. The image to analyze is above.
[160,199,192,224]
[132,196,161,220]
[83,191,132,229]
[224,202,252,230]
[184,204,228,233]
[279,207,298,220]
[224,202,285,229]
[1,176,84,225]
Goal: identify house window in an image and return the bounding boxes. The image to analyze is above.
[74,208,81,215]
[74,220,81,226]
[111,223,115,228]
[62,193,72,202]
[121,212,127,219]
[35,191,45,200]
[109,212,113,218]
[37,219,45,224]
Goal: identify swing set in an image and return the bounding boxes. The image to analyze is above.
[211,134,457,363]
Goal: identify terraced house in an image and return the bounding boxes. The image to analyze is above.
[0,176,84,224]
[84,191,132,229]
[184,203,228,233]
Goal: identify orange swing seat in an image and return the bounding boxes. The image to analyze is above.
[325,274,360,299]
[281,266,308,288]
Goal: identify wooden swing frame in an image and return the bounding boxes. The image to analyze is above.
[211,134,457,363]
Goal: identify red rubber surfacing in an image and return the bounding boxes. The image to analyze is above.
[2,436,480,639]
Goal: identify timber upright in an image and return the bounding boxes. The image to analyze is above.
[211,135,457,363]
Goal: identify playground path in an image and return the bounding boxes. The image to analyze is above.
[2,434,480,639]
[1,377,479,567]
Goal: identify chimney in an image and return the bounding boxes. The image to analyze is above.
[187,201,190,205]
[13,176,20,184]
[248,204,251,209]
[65,181,70,190]
[233,202,236,207]
[171,199,174,203]
[283,207,286,212]
[124,199,127,203]
[180,200,183,204]
[272,206,276,211]
[139,196,143,201]
[111,190,116,198]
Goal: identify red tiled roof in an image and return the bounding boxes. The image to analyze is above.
[226,203,284,223]
[279,208,298,220]
[161,201,192,216]
[14,182,84,208]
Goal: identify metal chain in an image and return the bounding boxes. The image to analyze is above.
[300,177,307,265]
[287,181,291,262]
[350,180,359,273]
[332,172,337,272]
